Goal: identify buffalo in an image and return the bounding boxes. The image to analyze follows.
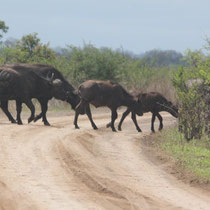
[117,91,178,132]
[0,63,79,125]
[74,80,143,131]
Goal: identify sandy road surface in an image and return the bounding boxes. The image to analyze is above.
[0,110,210,210]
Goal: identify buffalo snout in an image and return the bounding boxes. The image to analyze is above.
[172,106,179,118]
[132,99,143,116]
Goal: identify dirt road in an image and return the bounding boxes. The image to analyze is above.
[0,110,210,210]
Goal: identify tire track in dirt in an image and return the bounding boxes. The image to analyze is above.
[57,134,167,210]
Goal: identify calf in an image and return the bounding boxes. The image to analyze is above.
[118,91,178,132]
[74,80,143,131]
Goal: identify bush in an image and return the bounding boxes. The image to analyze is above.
[172,49,210,140]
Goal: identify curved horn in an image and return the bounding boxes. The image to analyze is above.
[46,72,54,82]
[34,71,55,83]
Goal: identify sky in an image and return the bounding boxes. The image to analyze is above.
[1,0,210,54]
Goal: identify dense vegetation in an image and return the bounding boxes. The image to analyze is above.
[172,47,210,140]
[0,21,209,142]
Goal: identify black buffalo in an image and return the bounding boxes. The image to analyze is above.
[74,80,143,131]
[0,63,78,125]
[117,91,178,132]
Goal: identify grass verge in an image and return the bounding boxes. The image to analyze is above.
[144,127,210,185]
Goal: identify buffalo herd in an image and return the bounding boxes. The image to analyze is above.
[0,63,178,132]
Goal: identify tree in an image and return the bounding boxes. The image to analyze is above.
[16,33,41,56]
[172,45,210,140]
[0,20,9,41]
[16,33,56,62]
[141,49,184,67]
[0,33,56,65]
[61,44,125,84]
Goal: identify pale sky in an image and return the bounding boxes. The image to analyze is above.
[1,0,210,54]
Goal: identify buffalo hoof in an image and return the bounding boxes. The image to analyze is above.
[44,121,50,126]
[112,127,117,132]
[93,126,98,130]
[75,125,80,129]
[106,123,111,128]
[28,117,34,124]
[11,120,17,124]
[159,126,163,131]
[118,126,122,131]
[17,121,23,125]
[34,115,41,122]
[137,129,142,132]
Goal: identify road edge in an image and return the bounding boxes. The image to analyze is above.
[140,129,210,193]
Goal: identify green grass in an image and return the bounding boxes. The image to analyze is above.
[159,128,210,182]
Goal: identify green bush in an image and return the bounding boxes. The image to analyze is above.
[172,49,210,140]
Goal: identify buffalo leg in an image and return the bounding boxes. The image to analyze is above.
[106,122,111,128]
[110,109,118,132]
[33,101,44,123]
[117,108,131,131]
[1,100,16,123]
[86,104,98,130]
[74,111,80,129]
[34,113,42,122]
[25,100,35,124]
[74,99,87,129]
[131,112,142,132]
[34,99,50,126]
[16,100,23,125]
[40,100,50,126]
[156,112,163,131]
[151,112,156,133]
[74,99,83,129]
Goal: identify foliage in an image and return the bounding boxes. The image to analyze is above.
[172,47,210,140]
[0,47,25,64]
[16,33,56,63]
[56,44,130,86]
[0,20,9,41]
[54,46,137,88]
[0,33,56,65]
[140,49,185,67]
[17,33,40,55]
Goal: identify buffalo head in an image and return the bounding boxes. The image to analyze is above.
[51,79,68,101]
[167,102,179,118]
[38,72,69,101]
[66,89,80,110]
[130,96,143,116]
